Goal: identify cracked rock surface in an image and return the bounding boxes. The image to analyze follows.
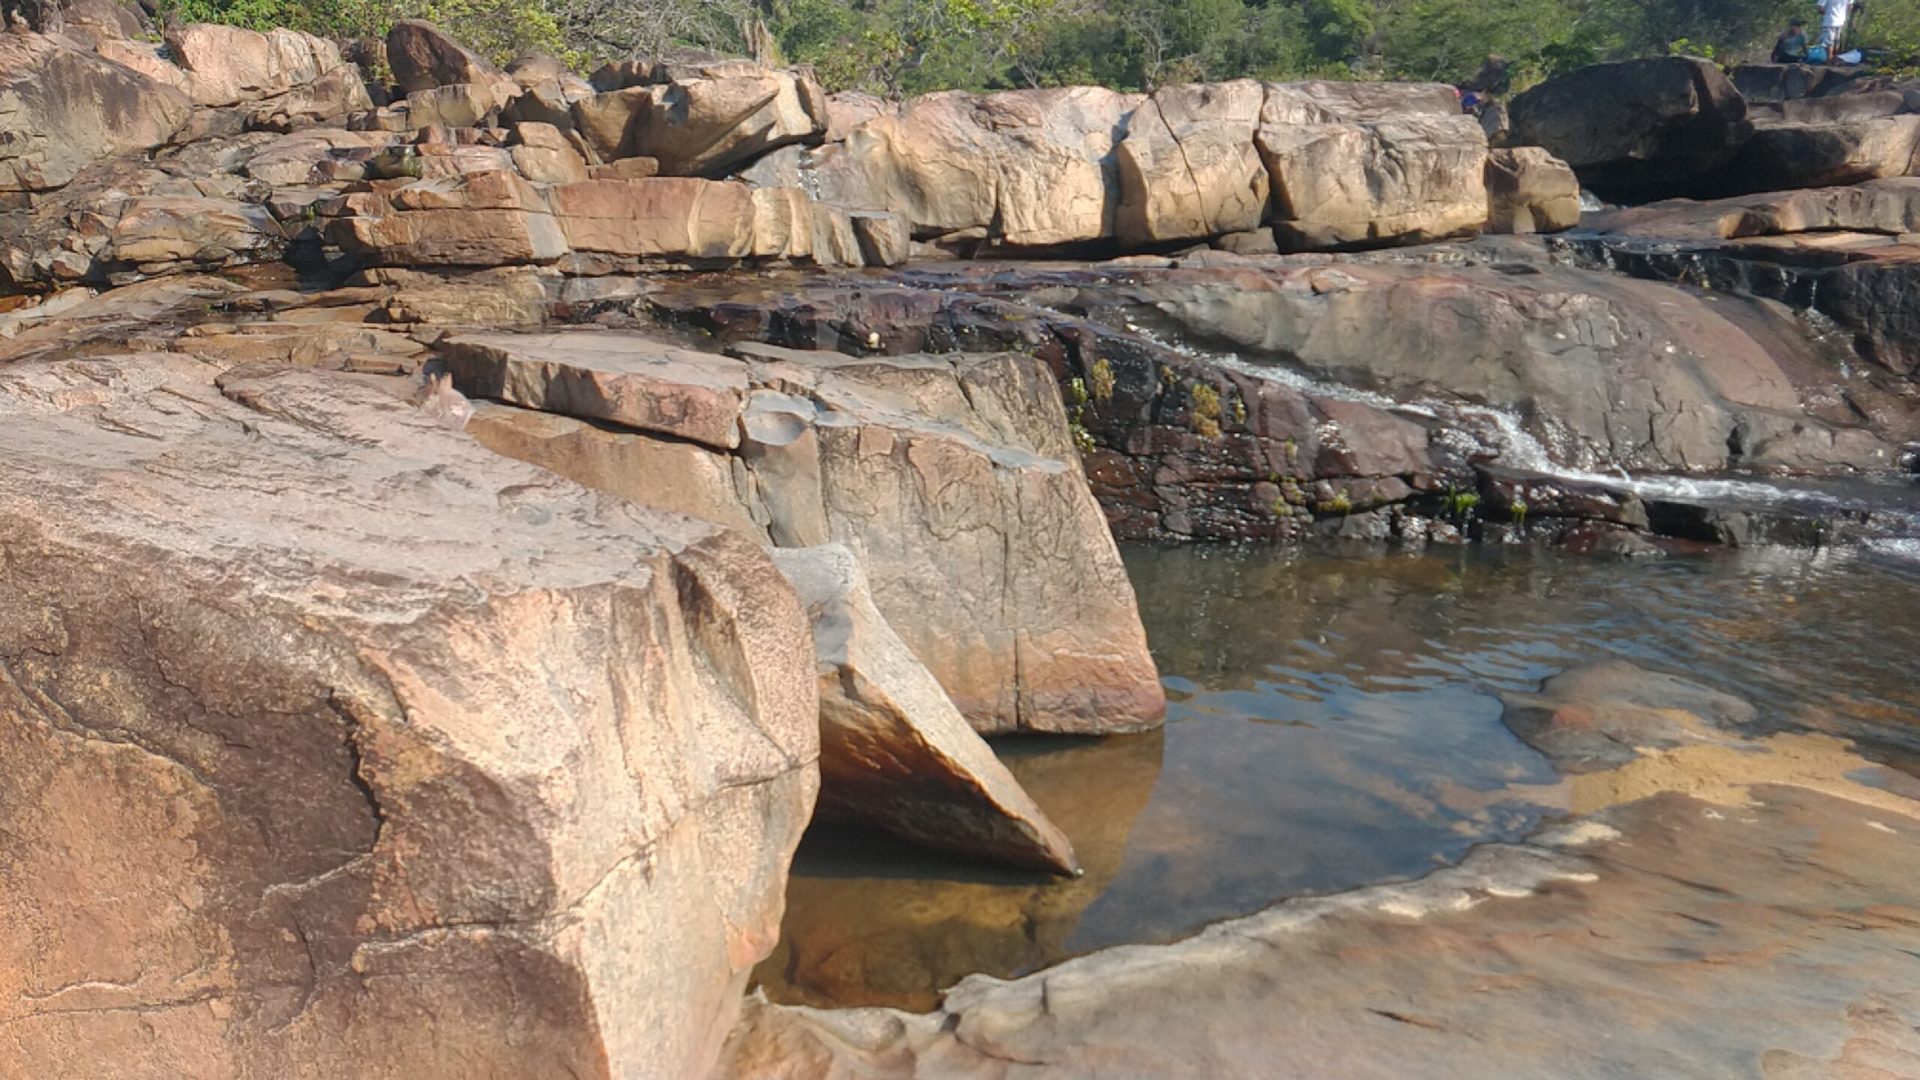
[0,354,819,1080]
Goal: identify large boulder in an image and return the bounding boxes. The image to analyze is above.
[1484,146,1581,234]
[629,60,828,177]
[770,545,1080,874]
[813,87,1141,249]
[0,33,191,193]
[1116,80,1269,245]
[437,331,1167,736]
[1729,116,1920,192]
[548,178,756,260]
[325,170,569,267]
[1257,113,1488,250]
[161,23,351,108]
[385,19,514,99]
[0,355,819,1080]
[1509,56,1753,199]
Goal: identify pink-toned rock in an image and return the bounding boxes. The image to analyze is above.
[326,171,568,266]
[162,23,350,108]
[0,33,191,192]
[1485,146,1581,234]
[548,178,755,260]
[0,354,818,1080]
[440,329,751,449]
[771,544,1080,874]
[439,331,1164,735]
[1258,114,1489,250]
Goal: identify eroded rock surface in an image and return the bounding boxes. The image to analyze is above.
[443,330,1165,736]
[771,545,1079,874]
[0,355,819,1079]
[720,784,1920,1078]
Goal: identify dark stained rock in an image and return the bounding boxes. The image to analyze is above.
[385,19,513,97]
[1509,56,1753,200]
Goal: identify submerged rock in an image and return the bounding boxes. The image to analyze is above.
[720,781,1920,1078]
[771,545,1079,874]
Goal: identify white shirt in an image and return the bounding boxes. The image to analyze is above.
[1822,0,1852,29]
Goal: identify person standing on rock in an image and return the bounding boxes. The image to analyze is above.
[1772,17,1810,63]
[1819,0,1856,53]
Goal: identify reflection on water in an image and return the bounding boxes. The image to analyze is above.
[754,543,1920,1009]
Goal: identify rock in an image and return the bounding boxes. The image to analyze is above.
[548,178,754,260]
[1484,146,1580,234]
[106,195,283,267]
[824,91,891,143]
[720,785,1920,1078]
[1260,79,1460,123]
[850,211,910,267]
[385,19,514,100]
[629,61,828,177]
[806,87,1145,248]
[326,170,568,267]
[1501,660,1757,771]
[0,354,818,1080]
[769,545,1080,874]
[1509,56,1752,199]
[1066,261,1894,475]
[162,23,349,108]
[404,83,503,129]
[1730,62,1882,104]
[437,331,1166,735]
[441,329,750,450]
[1116,80,1269,245]
[570,86,653,160]
[1258,114,1489,251]
[0,32,191,192]
[1729,116,1920,193]
[753,727,1164,1012]
[587,157,662,181]
[508,121,589,184]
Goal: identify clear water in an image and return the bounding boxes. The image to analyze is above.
[752,542,1920,1010]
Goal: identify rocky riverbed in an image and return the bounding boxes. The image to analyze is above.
[1,9,1918,1078]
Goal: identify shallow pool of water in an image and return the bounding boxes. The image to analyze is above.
[752,543,1920,1010]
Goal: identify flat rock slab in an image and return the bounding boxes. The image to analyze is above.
[720,784,1920,1078]
[0,354,818,1080]
[771,545,1079,874]
[442,330,752,449]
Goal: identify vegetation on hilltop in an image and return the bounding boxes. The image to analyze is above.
[160,0,1917,93]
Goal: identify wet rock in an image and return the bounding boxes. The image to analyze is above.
[0,354,818,1080]
[0,32,191,193]
[751,729,1164,1011]
[1501,660,1756,771]
[1509,56,1752,199]
[722,784,1920,1078]
[770,545,1080,874]
[1484,146,1579,235]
